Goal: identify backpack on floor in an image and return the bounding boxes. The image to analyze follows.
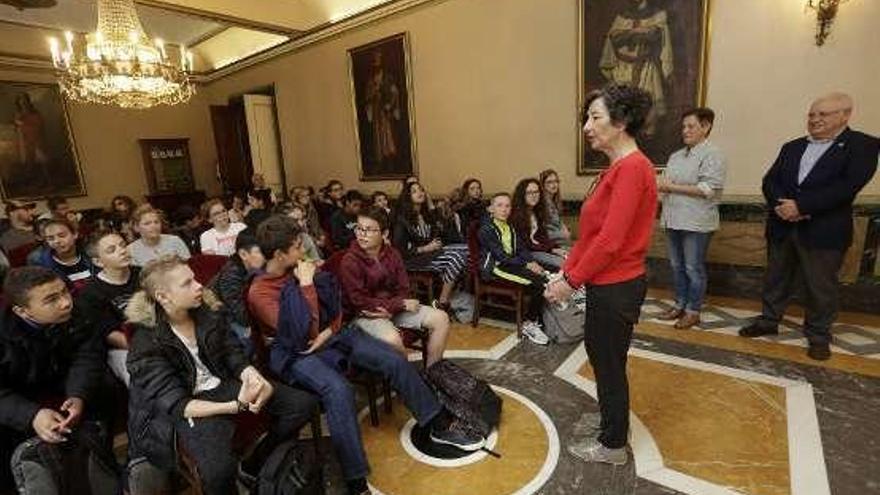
[542,289,586,344]
[424,359,502,439]
[11,421,120,495]
[256,439,323,495]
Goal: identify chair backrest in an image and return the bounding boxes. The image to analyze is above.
[7,241,40,268]
[188,254,228,285]
[466,221,482,276]
[322,249,347,279]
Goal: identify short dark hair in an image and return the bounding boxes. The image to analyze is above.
[583,83,654,136]
[235,232,261,252]
[682,107,716,134]
[5,200,35,215]
[255,215,303,259]
[343,190,364,205]
[85,229,122,259]
[47,196,68,211]
[490,192,510,202]
[248,188,274,208]
[371,191,388,201]
[359,206,390,232]
[3,266,63,307]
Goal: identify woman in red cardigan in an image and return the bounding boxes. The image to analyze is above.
[545,83,657,466]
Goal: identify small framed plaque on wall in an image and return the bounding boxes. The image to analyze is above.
[139,138,195,194]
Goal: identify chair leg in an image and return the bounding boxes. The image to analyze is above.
[382,379,393,414]
[472,287,481,328]
[365,378,379,427]
[309,410,322,458]
[516,291,523,339]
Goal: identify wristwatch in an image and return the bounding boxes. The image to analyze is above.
[236,400,250,413]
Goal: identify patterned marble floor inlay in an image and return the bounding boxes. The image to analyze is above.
[641,297,880,358]
[554,346,829,495]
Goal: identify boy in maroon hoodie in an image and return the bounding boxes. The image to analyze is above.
[339,207,449,367]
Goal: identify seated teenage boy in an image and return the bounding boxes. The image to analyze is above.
[209,232,266,355]
[247,215,482,495]
[339,207,449,366]
[125,255,318,495]
[329,190,363,250]
[31,218,95,296]
[479,192,550,345]
[0,267,112,491]
[76,230,139,386]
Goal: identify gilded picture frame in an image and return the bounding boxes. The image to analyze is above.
[348,32,419,181]
[0,81,86,199]
[577,0,712,174]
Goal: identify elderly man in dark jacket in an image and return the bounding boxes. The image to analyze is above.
[0,267,110,492]
[740,92,879,361]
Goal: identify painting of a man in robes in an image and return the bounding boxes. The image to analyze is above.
[0,82,85,199]
[349,33,417,180]
[580,0,709,173]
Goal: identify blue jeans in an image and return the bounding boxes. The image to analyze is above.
[665,229,713,313]
[277,326,442,480]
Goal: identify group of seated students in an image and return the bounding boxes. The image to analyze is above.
[0,168,571,494]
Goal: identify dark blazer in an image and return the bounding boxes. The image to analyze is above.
[761,128,879,250]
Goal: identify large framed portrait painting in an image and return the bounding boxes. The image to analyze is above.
[348,32,417,181]
[0,81,85,199]
[578,0,711,173]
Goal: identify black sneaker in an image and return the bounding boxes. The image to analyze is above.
[429,425,486,452]
[807,342,831,361]
[738,321,779,338]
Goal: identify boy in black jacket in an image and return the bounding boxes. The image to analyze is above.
[478,193,550,345]
[0,267,108,490]
[209,233,266,356]
[329,190,363,250]
[125,255,317,494]
[76,230,139,386]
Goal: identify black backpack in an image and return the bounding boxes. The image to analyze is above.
[255,439,323,495]
[424,360,502,439]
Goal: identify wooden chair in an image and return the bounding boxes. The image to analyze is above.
[407,270,435,303]
[466,221,526,338]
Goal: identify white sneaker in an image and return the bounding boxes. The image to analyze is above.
[521,320,550,345]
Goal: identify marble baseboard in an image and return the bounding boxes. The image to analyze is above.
[645,258,880,315]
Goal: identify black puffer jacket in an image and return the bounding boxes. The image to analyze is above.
[124,291,249,470]
[209,258,252,327]
[0,307,103,433]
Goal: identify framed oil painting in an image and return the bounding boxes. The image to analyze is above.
[578,0,711,173]
[0,81,85,199]
[348,32,418,181]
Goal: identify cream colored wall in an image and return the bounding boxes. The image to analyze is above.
[203,0,879,200]
[0,69,220,212]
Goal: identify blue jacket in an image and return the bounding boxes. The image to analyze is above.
[762,128,879,250]
[478,219,533,278]
[269,271,344,379]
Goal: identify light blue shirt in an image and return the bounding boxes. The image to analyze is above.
[798,136,835,184]
[660,140,727,232]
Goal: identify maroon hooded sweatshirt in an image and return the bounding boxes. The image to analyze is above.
[338,242,411,319]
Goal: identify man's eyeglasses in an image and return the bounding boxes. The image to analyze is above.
[355,226,381,235]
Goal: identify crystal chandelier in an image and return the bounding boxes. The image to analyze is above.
[48,0,194,109]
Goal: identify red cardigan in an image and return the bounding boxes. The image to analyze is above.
[563,150,657,287]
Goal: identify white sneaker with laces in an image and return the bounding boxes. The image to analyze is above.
[521,320,550,345]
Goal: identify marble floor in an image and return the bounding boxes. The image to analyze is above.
[314,292,880,495]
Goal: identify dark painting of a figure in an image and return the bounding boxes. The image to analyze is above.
[349,33,417,180]
[579,0,709,172]
[0,82,84,199]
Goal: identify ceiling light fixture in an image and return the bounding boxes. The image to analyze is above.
[48,0,194,109]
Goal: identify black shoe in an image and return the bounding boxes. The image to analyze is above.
[738,321,778,338]
[429,425,486,452]
[807,342,831,361]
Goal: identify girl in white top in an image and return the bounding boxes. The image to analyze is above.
[128,204,191,267]
[199,198,247,256]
